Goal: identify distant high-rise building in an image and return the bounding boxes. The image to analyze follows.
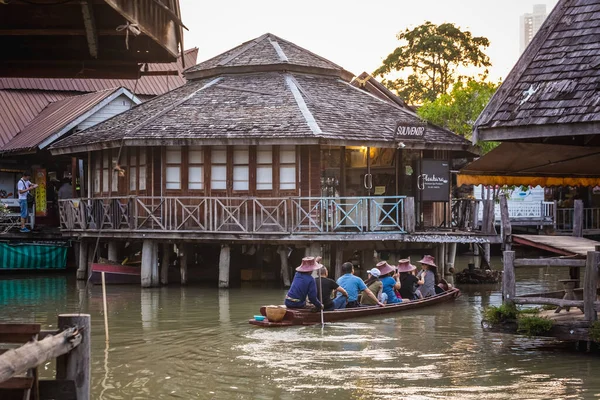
[520,4,548,53]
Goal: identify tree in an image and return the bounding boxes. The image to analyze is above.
[374,22,491,104]
[418,79,499,153]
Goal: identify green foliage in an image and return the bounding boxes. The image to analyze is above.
[417,80,499,153]
[517,316,553,337]
[483,303,518,324]
[374,21,491,104]
[589,321,600,342]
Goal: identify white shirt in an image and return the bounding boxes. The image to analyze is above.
[18,179,31,200]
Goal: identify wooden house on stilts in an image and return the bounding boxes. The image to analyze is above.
[50,33,488,288]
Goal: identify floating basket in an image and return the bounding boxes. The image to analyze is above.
[265,305,287,322]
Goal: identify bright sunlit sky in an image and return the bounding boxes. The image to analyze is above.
[180,0,558,82]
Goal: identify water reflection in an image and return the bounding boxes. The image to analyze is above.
[1,261,600,399]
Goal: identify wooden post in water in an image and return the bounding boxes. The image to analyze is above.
[584,249,600,322]
[180,245,188,285]
[403,197,416,233]
[77,240,88,280]
[141,240,155,288]
[219,244,231,288]
[499,196,512,251]
[160,244,170,285]
[107,242,118,262]
[503,251,516,304]
[150,241,159,287]
[573,199,584,237]
[482,243,492,269]
[447,242,457,285]
[334,244,344,280]
[471,200,480,231]
[56,314,91,400]
[277,246,291,287]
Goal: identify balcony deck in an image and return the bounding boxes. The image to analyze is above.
[58,196,500,244]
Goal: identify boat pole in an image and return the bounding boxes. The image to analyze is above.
[318,267,324,328]
[101,271,109,342]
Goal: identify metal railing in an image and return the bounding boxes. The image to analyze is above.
[58,196,407,235]
[479,200,554,223]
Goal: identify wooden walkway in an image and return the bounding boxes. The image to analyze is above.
[513,234,600,257]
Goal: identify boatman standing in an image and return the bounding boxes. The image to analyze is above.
[284,257,323,310]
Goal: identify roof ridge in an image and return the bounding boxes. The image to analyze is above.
[473,0,571,137]
[265,33,345,71]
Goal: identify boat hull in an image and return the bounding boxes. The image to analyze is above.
[89,263,141,285]
[249,288,460,327]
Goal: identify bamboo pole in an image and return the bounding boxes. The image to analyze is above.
[101,272,109,342]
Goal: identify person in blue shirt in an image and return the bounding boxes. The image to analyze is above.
[377,261,402,304]
[284,257,323,310]
[336,262,384,308]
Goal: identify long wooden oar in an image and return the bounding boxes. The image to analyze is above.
[318,268,324,328]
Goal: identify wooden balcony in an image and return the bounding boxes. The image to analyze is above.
[58,196,414,241]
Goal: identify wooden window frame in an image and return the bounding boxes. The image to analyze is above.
[256,145,273,193]
[279,145,297,193]
[232,145,250,193]
[164,146,183,192]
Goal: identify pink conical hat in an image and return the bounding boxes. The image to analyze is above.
[376,260,395,276]
[397,259,416,273]
[418,255,437,268]
[296,256,323,272]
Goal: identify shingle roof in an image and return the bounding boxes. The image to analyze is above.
[2,88,132,153]
[0,48,198,97]
[49,72,473,153]
[475,0,600,135]
[184,34,352,80]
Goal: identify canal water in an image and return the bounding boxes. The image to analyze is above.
[1,256,600,399]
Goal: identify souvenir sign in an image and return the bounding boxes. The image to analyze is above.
[395,122,426,137]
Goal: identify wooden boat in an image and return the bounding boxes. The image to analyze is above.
[90,263,140,284]
[249,287,461,327]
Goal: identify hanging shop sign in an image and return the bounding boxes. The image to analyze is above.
[418,160,450,202]
[395,122,426,137]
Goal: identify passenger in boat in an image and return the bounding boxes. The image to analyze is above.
[416,255,439,298]
[361,268,384,305]
[284,257,324,310]
[336,262,384,308]
[377,261,402,304]
[397,259,419,300]
[315,266,349,311]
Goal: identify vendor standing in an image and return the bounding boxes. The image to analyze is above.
[17,171,37,233]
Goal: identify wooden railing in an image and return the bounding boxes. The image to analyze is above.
[58,196,410,235]
[503,251,600,322]
[556,206,600,234]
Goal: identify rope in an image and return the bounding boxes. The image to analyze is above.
[116,21,141,50]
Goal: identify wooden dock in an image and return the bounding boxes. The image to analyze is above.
[513,234,600,257]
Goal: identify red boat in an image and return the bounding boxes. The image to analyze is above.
[249,287,461,327]
[90,263,141,284]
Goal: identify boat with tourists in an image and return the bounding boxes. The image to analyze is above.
[248,287,461,327]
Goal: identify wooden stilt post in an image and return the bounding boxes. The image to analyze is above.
[150,241,159,287]
[141,240,154,288]
[503,251,516,304]
[305,243,321,258]
[180,245,188,285]
[56,314,91,400]
[499,195,512,251]
[403,197,416,233]
[160,244,170,285]
[447,242,457,285]
[584,249,600,322]
[334,244,344,280]
[482,243,491,269]
[473,243,481,269]
[77,241,88,280]
[107,241,118,262]
[277,246,291,287]
[573,199,584,238]
[219,244,231,288]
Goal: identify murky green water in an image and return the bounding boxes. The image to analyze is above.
[1,256,600,399]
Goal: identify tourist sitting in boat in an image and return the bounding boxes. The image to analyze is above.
[361,267,385,305]
[416,255,438,298]
[397,259,419,300]
[315,266,349,311]
[336,262,384,308]
[377,261,402,304]
[284,257,323,310]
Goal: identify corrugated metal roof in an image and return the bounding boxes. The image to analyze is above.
[1,88,122,153]
[0,90,73,147]
[0,48,198,97]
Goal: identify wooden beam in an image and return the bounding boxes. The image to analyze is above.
[503,251,516,304]
[499,195,511,250]
[573,199,584,238]
[584,251,600,322]
[477,122,600,142]
[513,297,593,309]
[514,258,586,267]
[0,29,143,36]
[80,0,98,58]
[56,314,90,400]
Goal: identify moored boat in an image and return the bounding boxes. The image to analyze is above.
[90,263,141,284]
[249,287,461,327]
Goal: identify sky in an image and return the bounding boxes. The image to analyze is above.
[180,0,558,82]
